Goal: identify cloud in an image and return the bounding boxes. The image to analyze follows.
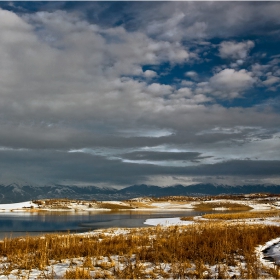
[0,9,31,30]
[170,88,211,105]
[0,147,279,187]
[263,75,280,86]
[171,87,192,98]
[209,69,255,98]
[219,40,255,60]
[185,71,198,78]
[0,8,195,147]
[143,70,157,78]
[107,2,280,42]
[143,175,201,187]
[146,12,186,42]
[0,4,279,187]
[146,83,173,97]
[185,21,208,39]
[122,151,203,161]
[119,128,174,138]
[251,63,269,77]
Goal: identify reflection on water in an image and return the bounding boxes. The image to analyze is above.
[0,210,220,239]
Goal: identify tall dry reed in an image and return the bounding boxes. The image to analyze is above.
[0,222,279,278]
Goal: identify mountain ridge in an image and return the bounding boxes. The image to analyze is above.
[0,183,279,203]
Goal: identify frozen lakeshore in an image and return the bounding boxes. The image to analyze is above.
[1,196,280,278]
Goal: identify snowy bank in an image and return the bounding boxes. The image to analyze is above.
[0,201,37,211]
[144,217,194,226]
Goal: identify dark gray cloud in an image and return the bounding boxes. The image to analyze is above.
[122,151,203,161]
[0,149,280,187]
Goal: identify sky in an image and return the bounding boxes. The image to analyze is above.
[0,1,280,188]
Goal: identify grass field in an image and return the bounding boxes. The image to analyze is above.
[2,195,280,278]
[194,202,253,211]
[97,203,134,210]
[202,210,280,220]
[0,221,280,278]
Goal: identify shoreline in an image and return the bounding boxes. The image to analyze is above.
[0,196,276,213]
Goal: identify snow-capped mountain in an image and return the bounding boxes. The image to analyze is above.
[0,183,280,203]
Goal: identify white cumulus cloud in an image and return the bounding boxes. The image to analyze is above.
[209,69,255,98]
[185,71,198,78]
[219,40,255,60]
[143,70,157,78]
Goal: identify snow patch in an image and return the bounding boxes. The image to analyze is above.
[256,237,280,269]
[0,201,37,211]
[144,217,194,226]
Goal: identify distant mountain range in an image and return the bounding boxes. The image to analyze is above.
[0,183,280,203]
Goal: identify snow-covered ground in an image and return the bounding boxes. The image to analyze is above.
[144,217,194,226]
[0,197,278,212]
[256,237,280,271]
[149,201,194,209]
[0,201,37,211]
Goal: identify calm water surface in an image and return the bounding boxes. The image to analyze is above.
[0,210,219,239]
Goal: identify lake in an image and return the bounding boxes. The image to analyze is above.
[0,209,222,239]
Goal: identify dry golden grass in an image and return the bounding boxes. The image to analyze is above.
[64,267,92,279]
[203,210,280,220]
[128,202,154,208]
[194,202,252,211]
[97,203,133,210]
[32,198,98,210]
[1,222,280,278]
[180,216,195,221]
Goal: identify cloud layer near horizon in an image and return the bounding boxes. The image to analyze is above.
[0,2,279,187]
